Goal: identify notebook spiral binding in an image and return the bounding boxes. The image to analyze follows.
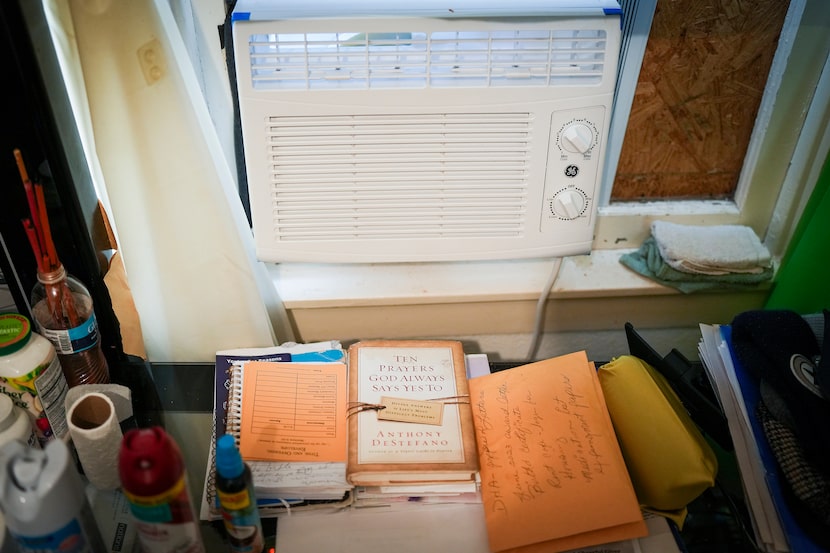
[226,365,245,440]
[204,361,245,519]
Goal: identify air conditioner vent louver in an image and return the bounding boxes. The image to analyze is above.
[267,113,531,241]
[249,29,608,90]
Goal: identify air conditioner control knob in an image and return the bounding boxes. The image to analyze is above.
[561,123,594,154]
[551,188,587,220]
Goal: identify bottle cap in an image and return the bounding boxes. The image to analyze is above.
[11,451,41,490]
[0,314,32,355]
[119,426,184,496]
[36,264,67,286]
[216,434,244,479]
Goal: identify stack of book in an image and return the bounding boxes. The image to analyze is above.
[199,342,353,520]
[201,340,667,552]
[346,340,482,509]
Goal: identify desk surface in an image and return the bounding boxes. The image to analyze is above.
[114,359,756,553]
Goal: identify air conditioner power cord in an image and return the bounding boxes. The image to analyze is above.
[525,256,563,362]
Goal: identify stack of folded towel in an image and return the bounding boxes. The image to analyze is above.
[620,221,774,293]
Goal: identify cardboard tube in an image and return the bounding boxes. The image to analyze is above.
[67,392,122,490]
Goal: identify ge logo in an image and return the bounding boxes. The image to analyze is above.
[564,165,579,178]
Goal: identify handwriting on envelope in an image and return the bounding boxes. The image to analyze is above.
[468,351,646,553]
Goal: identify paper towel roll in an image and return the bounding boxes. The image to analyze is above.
[67,392,122,490]
[65,384,133,423]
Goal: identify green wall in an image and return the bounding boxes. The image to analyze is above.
[765,152,830,314]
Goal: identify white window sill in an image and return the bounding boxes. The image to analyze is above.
[271,249,669,309]
[269,249,770,353]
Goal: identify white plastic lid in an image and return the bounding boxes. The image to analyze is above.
[11,455,41,490]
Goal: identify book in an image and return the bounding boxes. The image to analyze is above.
[228,359,353,500]
[467,351,648,553]
[345,339,480,486]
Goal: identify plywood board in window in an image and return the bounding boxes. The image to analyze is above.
[612,0,791,200]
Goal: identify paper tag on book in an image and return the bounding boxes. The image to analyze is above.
[377,397,443,425]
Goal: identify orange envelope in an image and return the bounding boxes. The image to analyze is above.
[468,351,647,553]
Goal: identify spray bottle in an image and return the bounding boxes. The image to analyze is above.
[216,434,264,552]
[0,439,106,553]
[118,426,206,553]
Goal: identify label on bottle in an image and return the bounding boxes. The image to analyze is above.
[0,355,69,445]
[124,476,206,553]
[218,487,264,552]
[11,515,96,553]
[218,488,251,511]
[39,313,100,355]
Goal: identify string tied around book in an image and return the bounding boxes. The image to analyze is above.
[428,395,471,406]
[347,402,386,417]
[346,395,470,418]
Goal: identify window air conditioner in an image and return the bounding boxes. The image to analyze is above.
[231,0,623,262]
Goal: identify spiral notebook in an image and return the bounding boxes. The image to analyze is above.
[199,344,353,521]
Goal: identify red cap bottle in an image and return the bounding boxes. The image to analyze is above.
[119,427,206,552]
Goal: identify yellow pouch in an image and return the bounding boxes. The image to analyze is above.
[598,355,718,527]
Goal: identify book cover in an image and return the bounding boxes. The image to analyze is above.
[467,351,647,553]
[346,340,479,486]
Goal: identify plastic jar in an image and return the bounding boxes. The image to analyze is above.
[0,394,37,449]
[0,313,69,446]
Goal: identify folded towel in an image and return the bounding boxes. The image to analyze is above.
[619,237,773,293]
[651,221,772,275]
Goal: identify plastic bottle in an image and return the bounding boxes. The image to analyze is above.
[119,426,206,553]
[0,438,106,553]
[0,312,69,446]
[216,434,265,553]
[0,394,38,449]
[30,264,110,387]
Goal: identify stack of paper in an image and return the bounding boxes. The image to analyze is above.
[698,323,789,552]
[699,324,829,553]
[467,351,648,552]
[235,360,352,501]
[353,479,482,510]
[200,342,353,521]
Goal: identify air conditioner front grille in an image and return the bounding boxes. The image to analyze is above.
[248,29,608,90]
[267,113,531,242]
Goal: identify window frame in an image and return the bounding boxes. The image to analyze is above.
[594,0,829,259]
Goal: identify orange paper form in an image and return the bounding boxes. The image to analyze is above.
[239,361,348,463]
[467,351,647,553]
